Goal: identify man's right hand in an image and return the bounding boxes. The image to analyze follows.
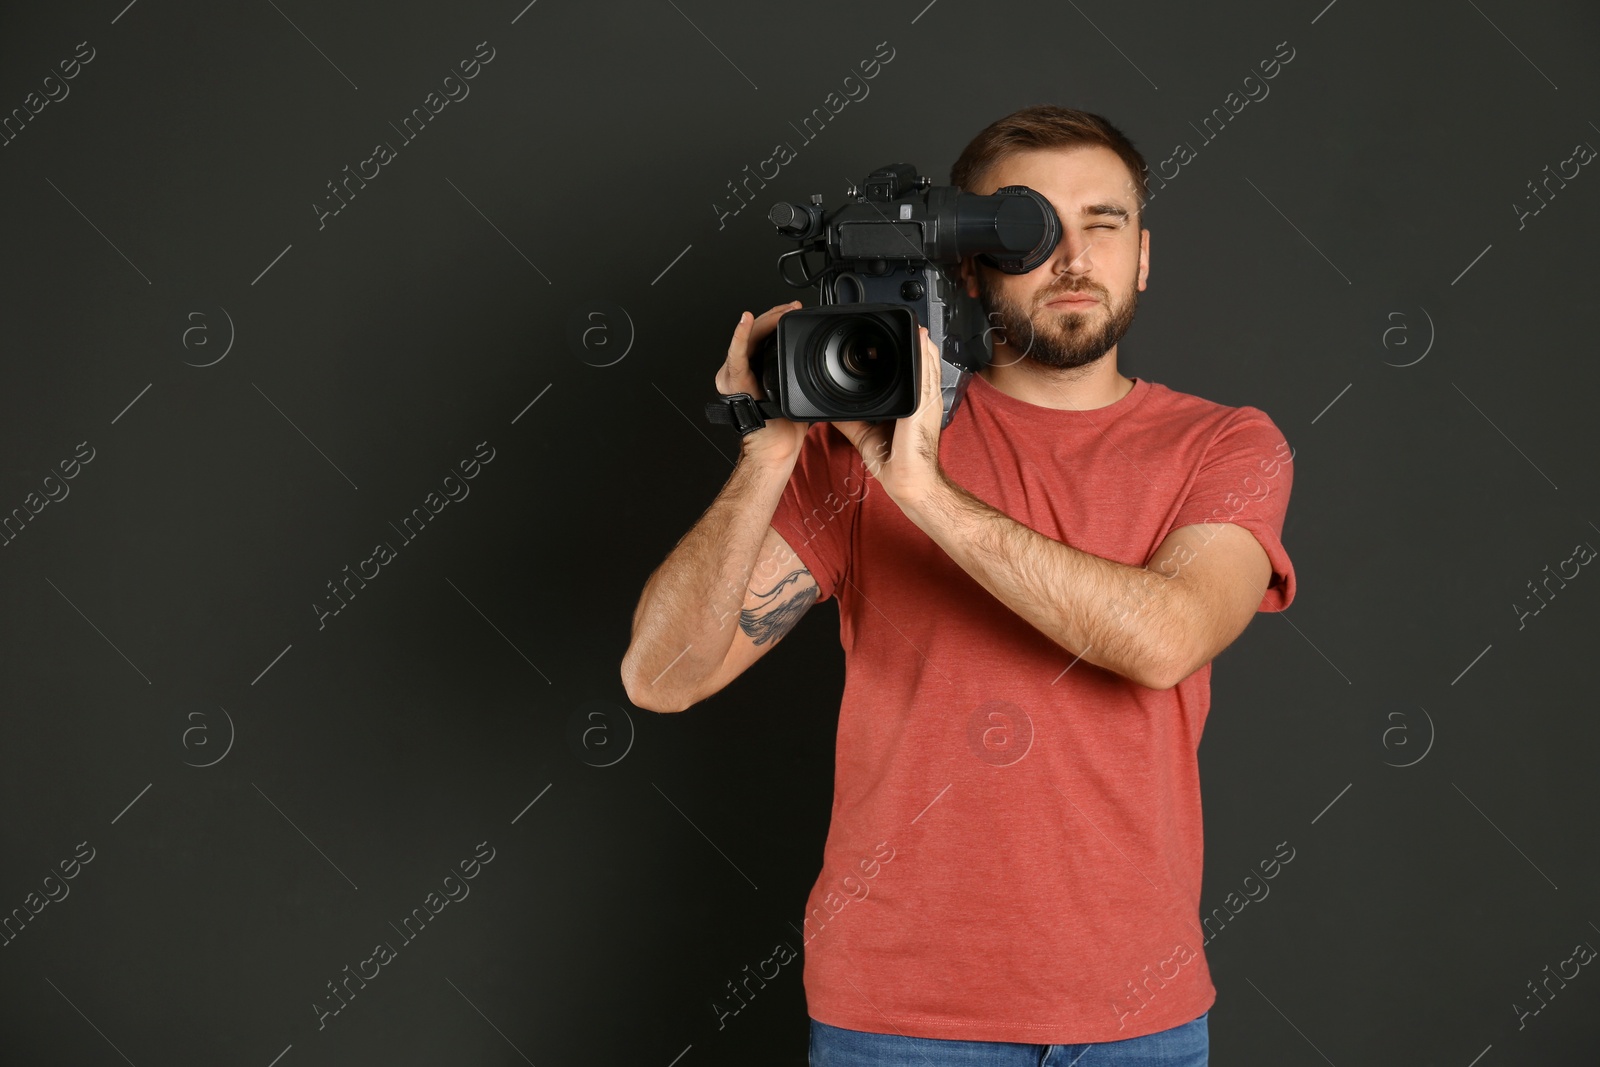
[716,300,808,467]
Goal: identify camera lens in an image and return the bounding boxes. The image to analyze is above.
[839,333,884,380]
[816,318,901,408]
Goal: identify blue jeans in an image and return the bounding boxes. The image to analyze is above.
[809,1010,1208,1066]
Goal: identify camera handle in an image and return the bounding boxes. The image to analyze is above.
[704,393,784,436]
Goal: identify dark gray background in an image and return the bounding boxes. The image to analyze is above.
[1,0,1596,1063]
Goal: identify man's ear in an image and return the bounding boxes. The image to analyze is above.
[958,255,980,298]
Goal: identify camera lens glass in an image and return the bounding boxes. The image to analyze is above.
[840,334,882,379]
[816,318,901,409]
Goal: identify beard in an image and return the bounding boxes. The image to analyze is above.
[976,268,1139,373]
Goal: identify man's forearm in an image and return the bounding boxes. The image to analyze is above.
[898,474,1195,689]
[621,449,797,709]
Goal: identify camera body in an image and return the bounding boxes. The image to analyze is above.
[707,162,1061,434]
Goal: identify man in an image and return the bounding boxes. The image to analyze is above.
[621,105,1296,1066]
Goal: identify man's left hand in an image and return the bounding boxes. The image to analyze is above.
[830,325,948,506]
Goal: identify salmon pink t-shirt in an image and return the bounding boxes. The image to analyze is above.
[768,370,1296,1044]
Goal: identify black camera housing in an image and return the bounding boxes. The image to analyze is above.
[707,162,1061,434]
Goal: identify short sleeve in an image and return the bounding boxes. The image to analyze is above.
[1168,406,1297,612]
[768,422,867,603]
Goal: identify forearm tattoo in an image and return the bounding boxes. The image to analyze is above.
[740,568,818,645]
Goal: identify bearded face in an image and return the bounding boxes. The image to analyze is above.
[962,145,1149,376]
[976,256,1140,373]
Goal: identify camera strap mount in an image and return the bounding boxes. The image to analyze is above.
[704,393,784,436]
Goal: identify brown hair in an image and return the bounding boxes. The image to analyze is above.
[950,105,1150,221]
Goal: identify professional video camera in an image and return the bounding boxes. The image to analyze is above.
[705,162,1062,435]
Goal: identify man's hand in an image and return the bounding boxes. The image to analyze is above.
[717,301,808,468]
[830,326,947,505]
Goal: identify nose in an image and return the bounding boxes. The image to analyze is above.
[1048,228,1094,277]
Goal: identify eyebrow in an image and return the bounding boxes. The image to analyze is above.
[1080,202,1131,221]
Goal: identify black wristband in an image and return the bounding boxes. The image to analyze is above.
[704,393,776,436]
